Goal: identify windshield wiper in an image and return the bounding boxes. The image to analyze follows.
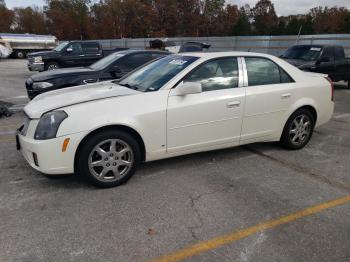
[118,83,139,90]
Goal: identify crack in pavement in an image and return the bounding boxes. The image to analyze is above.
[187,184,235,240]
[244,146,350,192]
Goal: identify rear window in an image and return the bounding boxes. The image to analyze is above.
[245,57,293,86]
[82,42,100,53]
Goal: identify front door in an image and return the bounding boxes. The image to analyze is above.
[167,57,245,153]
[62,42,84,67]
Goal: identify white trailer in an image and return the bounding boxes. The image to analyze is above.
[0,33,58,58]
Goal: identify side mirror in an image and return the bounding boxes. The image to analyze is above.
[318,56,330,63]
[176,82,202,96]
[66,47,73,52]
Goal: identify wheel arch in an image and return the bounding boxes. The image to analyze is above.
[74,125,146,173]
[280,104,318,139]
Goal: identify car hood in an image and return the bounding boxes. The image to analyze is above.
[27,50,56,57]
[30,67,95,81]
[24,81,140,119]
[284,59,315,68]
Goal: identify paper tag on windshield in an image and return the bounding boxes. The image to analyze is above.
[310,47,321,51]
[169,59,188,65]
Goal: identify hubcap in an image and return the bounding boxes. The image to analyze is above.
[289,114,311,146]
[88,139,133,182]
[48,64,58,70]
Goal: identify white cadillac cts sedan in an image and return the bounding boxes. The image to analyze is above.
[17,52,334,187]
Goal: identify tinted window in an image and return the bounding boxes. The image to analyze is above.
[334,47,345,60]
[185,58,239,92]
[89,51,127,70]
[67,43,83,55]
[321,47,334,61]
[120,53,151,70]
[82,42,100,53]
[245,57,293,86]
[151,52,167,59]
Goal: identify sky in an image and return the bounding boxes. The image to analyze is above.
[4,0,350,16]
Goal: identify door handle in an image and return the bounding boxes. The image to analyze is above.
[281,93,291,99]
[227,101,241,108]
[79,54,85,57]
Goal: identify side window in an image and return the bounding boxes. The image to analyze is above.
[280,68,293,83]
[245,57,293,86]
[151,52,166,59]
[321,47,334,61]
[184,58,239,92]
[82,42,100,53]
[334,47,345,60]
[120,53,150,70]
[67,43,83,55]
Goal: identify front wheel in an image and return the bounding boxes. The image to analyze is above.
[280,109,315,150]
[45,61,60,71]
[76,130,141,188]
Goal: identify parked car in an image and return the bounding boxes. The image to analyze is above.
[27,41,127,71]
[281,45,350,88]
[17,52,334,187]
[150,39,210,53]
[25,50,169,99]
[0,33,58,59]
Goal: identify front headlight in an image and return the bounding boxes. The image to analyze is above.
[34,111,68,140]
[34,56,42,63]
[32,82,53,90]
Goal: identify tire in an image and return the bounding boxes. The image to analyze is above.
[45,61,60,71]
[280,109,315,150]
[15,50,26,59]
[76,130,141,188]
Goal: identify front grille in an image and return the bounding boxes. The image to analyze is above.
[27,57,34,64]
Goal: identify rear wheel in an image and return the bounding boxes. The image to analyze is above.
[76,130,141,188]
[280,109,315,150]
[15,50,26,59]
[45,61,60,71]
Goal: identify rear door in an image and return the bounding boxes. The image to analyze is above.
[334,46,348,81]
[240,57,295,143]
[82,42,103,65]
[318,46,336,78]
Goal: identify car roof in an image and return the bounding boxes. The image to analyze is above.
[176,51,277,59]
[116,49,170,55]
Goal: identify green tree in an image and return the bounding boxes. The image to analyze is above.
[251,0,278,35]
[14,7,48,34]
[233,5,251,35]
[0,0,14,32]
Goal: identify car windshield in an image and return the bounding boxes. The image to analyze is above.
[117,55,199,92]
[89,51,128,70]
[281,46,322,61]
[54,42,68,52]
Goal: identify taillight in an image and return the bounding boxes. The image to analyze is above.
[326,77,334,101]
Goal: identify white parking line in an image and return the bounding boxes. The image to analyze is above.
[334,113,350,119]
[1,95,28,101]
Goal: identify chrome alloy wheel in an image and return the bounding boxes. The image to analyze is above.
[88,139,134,182]
[289,114,312,146]
[47,64,59,70]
